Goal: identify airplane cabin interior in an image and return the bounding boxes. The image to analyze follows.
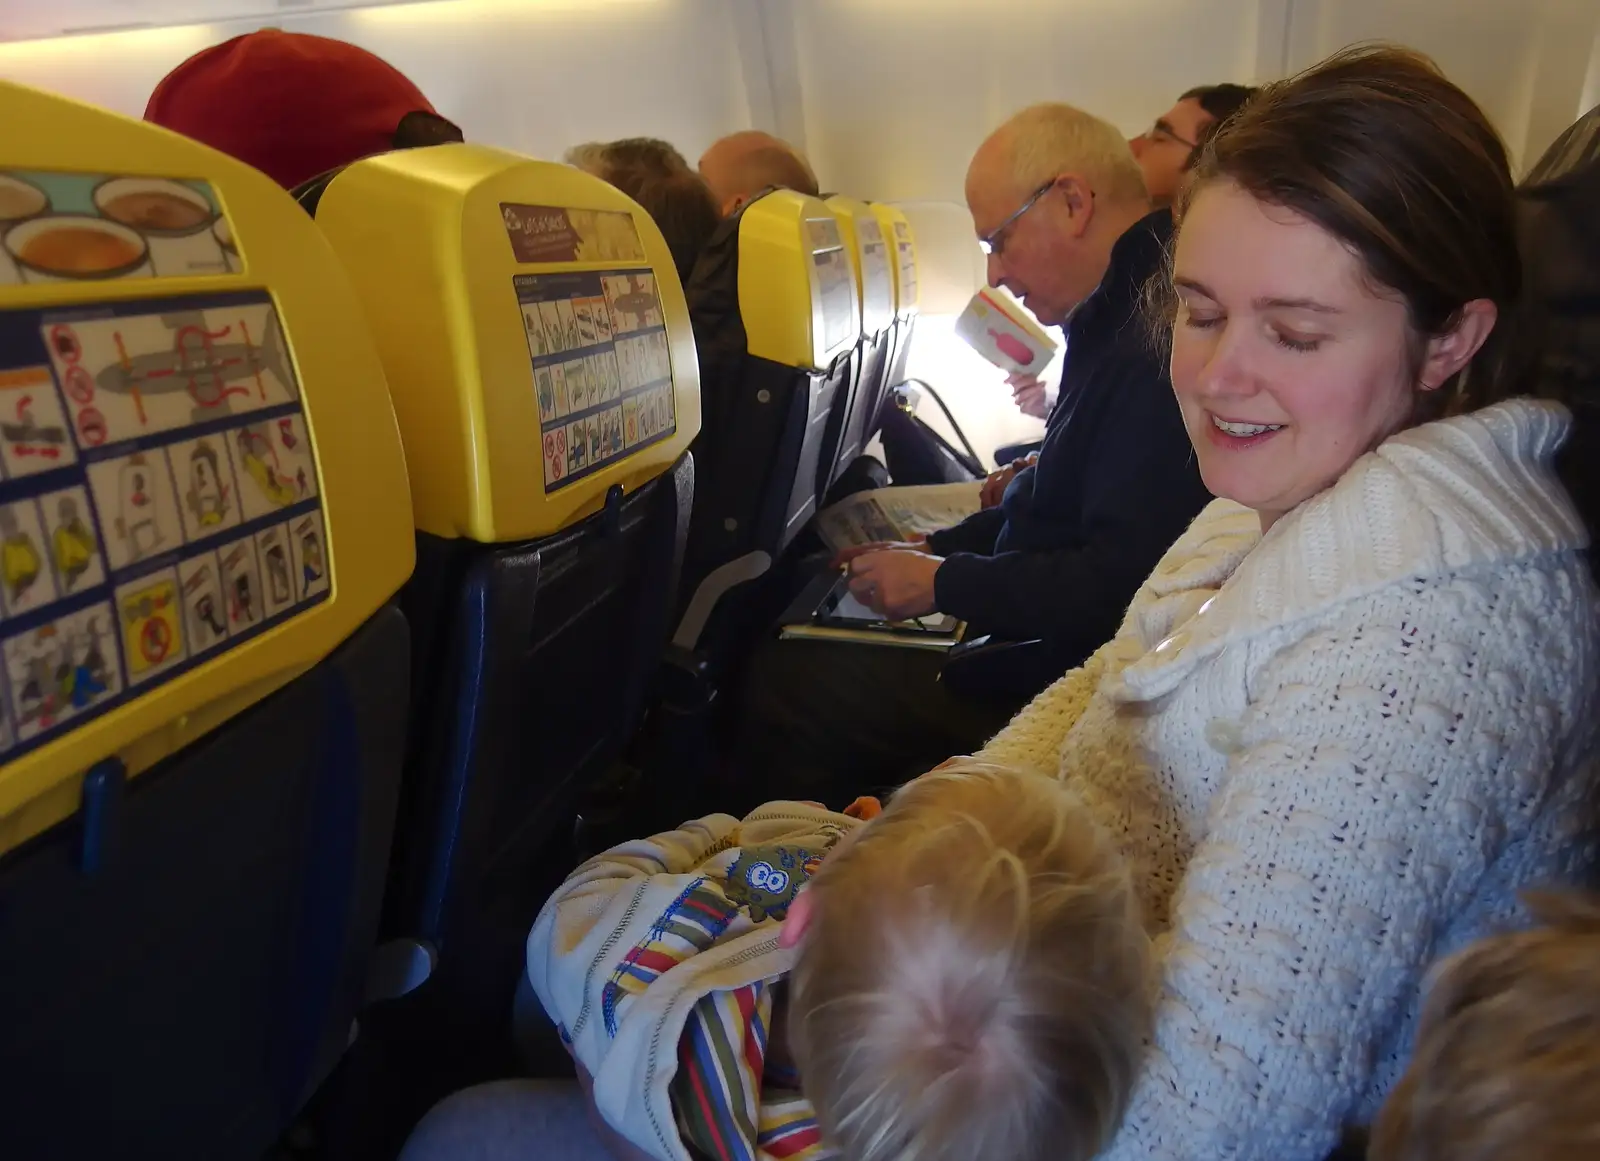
[0,2,1598,1159]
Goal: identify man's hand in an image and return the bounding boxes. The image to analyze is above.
[980,452,1040,509]
[846,548,943,620]
[1007,371,1051,419]
[831,534,926,569]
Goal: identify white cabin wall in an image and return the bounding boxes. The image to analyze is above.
[337,0,754,163]
[785,0,1273,205]
[0,24,229,119]
[0,0,756,164]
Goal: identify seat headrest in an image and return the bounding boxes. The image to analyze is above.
[290,165,349,217]
[1519,105,1600,313]
[1516,104,1600,558]
[688,188,859,371]
[684,185,776,297]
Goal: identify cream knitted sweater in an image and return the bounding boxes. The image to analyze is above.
[977,398,1600,1161]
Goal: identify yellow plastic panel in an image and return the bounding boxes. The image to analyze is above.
[824,195,895,339]
[737,190,861,372]
[0,80,415,856]
[870,203,919,319]
[310,144,701,544]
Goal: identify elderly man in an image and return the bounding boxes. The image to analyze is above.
[697,130,819,216]
[1005,81,1257,422]
[732,102,1211,807]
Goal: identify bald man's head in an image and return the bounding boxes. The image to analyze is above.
[965,103,1149,326]
[698,130,819,216]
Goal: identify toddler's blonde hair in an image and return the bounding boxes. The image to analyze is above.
[1371,889,1600,1161]
[788,760,1149,1161]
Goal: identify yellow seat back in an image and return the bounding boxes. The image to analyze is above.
[820,194,897,488]
[870,203,920,392]
[309,143,701,544]
[825,195,896,340]
[872,203,920,322]
[0,80,413,857]
[738,190,861,371]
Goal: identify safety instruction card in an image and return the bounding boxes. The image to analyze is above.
[0,288,327,761]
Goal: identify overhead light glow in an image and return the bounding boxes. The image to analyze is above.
[0,23,219,68]
[353,0,662,25]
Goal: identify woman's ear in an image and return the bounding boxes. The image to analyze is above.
[1419,299,1498,392]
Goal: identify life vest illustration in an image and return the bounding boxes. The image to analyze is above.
[51,495,95,592]
[0,505,41,605]
[184,439,231,527]
[235,428,298,508]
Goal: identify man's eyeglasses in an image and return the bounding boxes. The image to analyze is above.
[1144,121,1198,150]
[978,179,1056,257]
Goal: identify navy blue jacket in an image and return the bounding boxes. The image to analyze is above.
[927,209,1211,669]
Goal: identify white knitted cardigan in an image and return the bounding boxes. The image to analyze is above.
[977,398,1600,1161]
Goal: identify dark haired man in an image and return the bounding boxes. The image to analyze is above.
[1129,83,1257,206]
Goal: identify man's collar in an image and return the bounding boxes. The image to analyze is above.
[1100,207,1172,307]
[1062,207,1171,329]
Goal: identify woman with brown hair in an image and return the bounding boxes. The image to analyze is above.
[564,138,720,285]
[952,43,1600,1161]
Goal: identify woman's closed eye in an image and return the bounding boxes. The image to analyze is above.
[1181,306,1323,353]
[1271,327,1322,353]
[1180,304,1224,331]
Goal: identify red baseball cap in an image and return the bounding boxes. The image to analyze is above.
[145,29,459,191]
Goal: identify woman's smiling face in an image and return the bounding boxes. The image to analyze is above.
[1168,179,1426,531]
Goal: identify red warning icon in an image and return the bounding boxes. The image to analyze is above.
[140,615,173,663]
[64,365,95,405]
[49,325,81,364]
[77,407,108,447]
[543,429,566,480]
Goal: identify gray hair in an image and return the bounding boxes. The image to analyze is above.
[563,141,607,174]
[1001,103,1147,205]
[564,137,688,182]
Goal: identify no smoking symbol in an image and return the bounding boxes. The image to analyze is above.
[140,616,172,664]
[64,366,94,405]
[49,325,81,363]
[77,407,108,446]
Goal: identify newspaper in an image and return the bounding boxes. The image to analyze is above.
[813,481,983,552]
